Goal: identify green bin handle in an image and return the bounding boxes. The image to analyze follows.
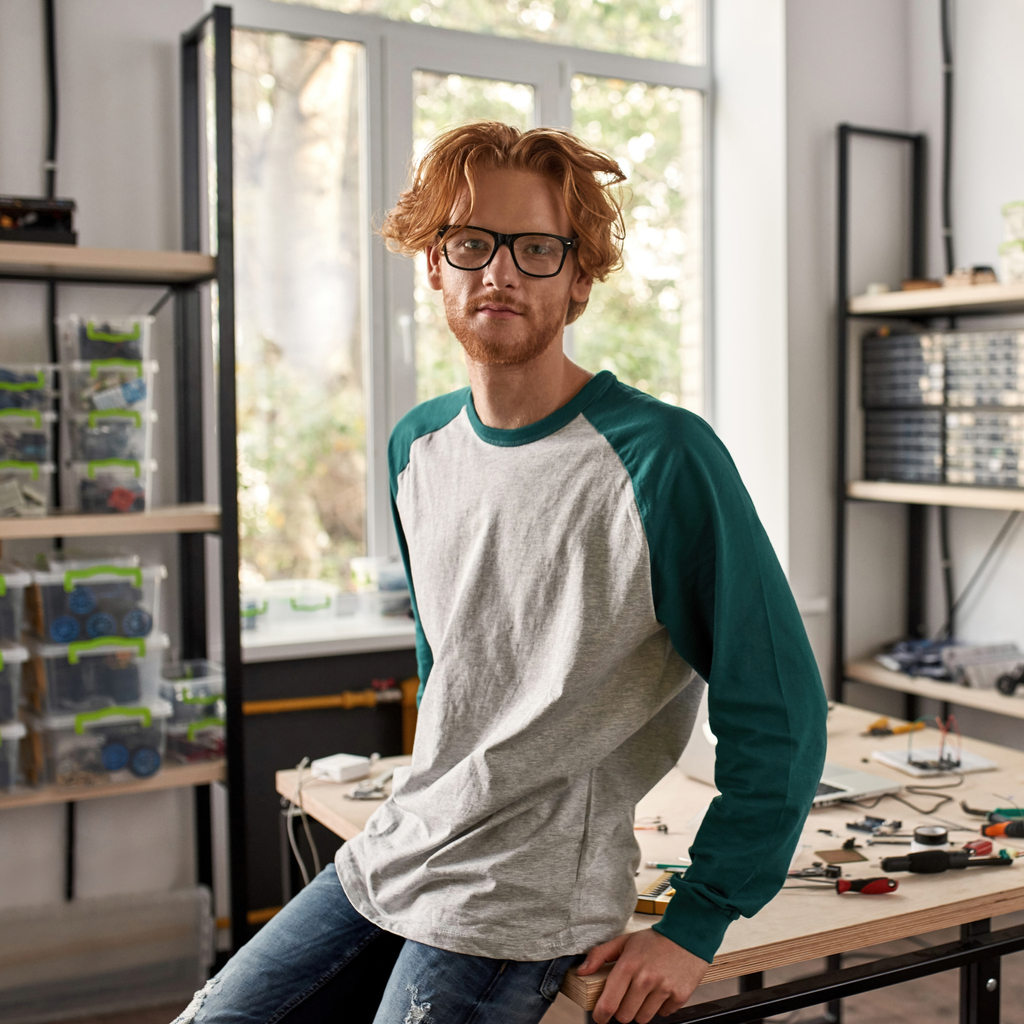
[0,649,4,671]
[187,717,225,742]
[88,409,142,429]
[75,705,151,735]
[180,686,220,706]
[290,596,331,612]
[64,565,143,592]
[0,461,40,480]
[89,359,143,378]
[0,574,6,597]
[86,458,140,478]
[0,409,42,427]
[240,601,268,618]
[0,369,45,392]
[86,321,141,343]
[67,637,146,664]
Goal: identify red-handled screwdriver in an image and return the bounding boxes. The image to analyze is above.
[837,877,898,894]
[785,877,898,894]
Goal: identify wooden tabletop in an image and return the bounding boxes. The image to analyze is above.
[276,704,1024,1011]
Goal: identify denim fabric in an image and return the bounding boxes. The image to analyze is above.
[171,865,585,1024]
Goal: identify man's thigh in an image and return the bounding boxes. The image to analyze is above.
[173,865,404,1024]
[372,940,585,1024]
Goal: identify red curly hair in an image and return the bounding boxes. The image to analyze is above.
[381,121,626,324]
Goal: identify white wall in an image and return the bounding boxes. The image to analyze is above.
[712,0,790,570]
[0,0,205,911]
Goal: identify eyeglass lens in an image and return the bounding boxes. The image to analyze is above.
[444,228,566,276]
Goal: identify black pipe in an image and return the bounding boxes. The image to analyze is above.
[43,0,57,198]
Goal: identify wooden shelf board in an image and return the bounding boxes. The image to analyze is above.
[0,759,226,811]
[849,281,1024,317]
[0,242,216,285]
[845,660,1024,721]
[847,480,1024,511]
[0,503,220,539]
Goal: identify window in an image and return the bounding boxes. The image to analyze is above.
[229,0,709,602]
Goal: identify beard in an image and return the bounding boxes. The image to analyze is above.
[443,290,568,366]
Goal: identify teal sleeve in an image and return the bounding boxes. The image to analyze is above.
[388,389,470,710]
[585,388,827,964]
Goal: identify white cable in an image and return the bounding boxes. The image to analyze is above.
[287,758,312,887]
[295,758,321,876]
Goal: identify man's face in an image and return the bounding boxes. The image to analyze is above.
[425,167,593,367]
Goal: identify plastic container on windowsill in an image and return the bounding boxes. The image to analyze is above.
[25,697,172,786]
[240,579,339,632]
[62,359,157,417]
[0,460,53,516]
[0,720,27,790]
[0,364,56,412]
[0,409,56,463]
[24,632,169,716]
[64,458,156,514]
[59,314,153,363]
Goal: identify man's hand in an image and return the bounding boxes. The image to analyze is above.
[576,928,709,1024]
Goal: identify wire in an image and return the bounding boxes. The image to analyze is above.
[935,511,1021,639]
[940,0,955,275]
[285,758,322,889]
[43,0,57,198]
[148,288,175,318]
[841,774,965,816]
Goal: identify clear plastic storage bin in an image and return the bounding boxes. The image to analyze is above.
[67,409,155,462]
[0,460,53,516]
[160,660,224,724]
[25,698,172,785]
[0,642,28,721]
[240,579,338,631]
[0,720,26,790]
[350,557,411,618]
[0,409,56,462]
[65,458,156,514]
[24,632,168,716]
[59,314,153,363]
[0,363,56,411]
[167,717,225,765]
[63,359,157,416]
[27,559,164,644]
[0,562,30,641]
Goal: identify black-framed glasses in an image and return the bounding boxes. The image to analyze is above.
[438,225,577,278]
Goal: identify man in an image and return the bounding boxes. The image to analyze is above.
[175,122,826,1024]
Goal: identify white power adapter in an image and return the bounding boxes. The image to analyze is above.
[310,751,378,783]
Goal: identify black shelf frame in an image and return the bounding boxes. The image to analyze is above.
[182,5,244,949]
[833,123,927,711]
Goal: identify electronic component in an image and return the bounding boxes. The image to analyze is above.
[0,195,76,243]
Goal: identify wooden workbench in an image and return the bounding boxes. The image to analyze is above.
[276,704,1024,1013]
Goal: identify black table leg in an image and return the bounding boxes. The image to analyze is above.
[738,972,764,1024]
[824,953,842,1023]
[960,920,1000,1024]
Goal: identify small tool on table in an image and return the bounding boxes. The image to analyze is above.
[785,877,898,894]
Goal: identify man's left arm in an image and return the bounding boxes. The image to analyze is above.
[580,405,828,1023]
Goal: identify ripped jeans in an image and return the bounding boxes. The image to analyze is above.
[172,865,585,1024]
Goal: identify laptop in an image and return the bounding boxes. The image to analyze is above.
[676,688,901,807]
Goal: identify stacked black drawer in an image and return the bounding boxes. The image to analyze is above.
[862,330,1024,487]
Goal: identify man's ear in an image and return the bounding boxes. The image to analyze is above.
[425,244,444,291]
[570,266,594,305]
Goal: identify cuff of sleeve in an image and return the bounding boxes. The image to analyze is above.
[651,879,737,964]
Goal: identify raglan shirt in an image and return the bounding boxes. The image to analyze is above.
[335,371,827,965]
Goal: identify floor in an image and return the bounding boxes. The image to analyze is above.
[61,912,1024,1024]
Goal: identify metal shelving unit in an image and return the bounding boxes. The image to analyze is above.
[834,122,1024,722]
[0,9,239,934]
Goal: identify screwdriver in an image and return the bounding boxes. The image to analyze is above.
[881,850,1014,873]
[981,820,1024,839]
[785,877,898,894]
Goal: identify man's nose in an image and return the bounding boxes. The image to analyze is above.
[482,242,521,289]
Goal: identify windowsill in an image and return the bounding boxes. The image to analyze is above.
[241,616,417,663]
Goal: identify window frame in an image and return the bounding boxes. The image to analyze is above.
[228,0,713,562]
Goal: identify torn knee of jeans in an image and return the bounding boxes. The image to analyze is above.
[403,983,433,1024]
[170,975,220,1023]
